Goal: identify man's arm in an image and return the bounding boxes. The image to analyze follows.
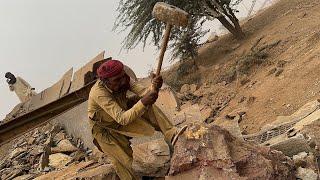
[130,80,150,97]
[130,74,163,96]
[92,88,147,126]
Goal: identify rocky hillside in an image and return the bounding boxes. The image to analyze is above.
[164,0,320,134]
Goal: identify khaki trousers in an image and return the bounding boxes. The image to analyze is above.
[93,105,176,180]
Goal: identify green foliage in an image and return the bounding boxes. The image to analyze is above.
[170,17,208,61]
[114,0,243,62]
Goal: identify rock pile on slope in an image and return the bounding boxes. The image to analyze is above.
[0,123,116,180]
[177,83,236,124]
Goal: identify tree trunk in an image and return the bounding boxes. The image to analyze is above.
[217,16,245,40]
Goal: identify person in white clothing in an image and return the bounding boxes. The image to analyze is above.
[5,72,37,102]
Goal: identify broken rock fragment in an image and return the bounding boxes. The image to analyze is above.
[132,136,171,177]
[168,123,295,179]
[49,153,73,169]
[296,167,318,180]
[12,174,35,180]
[9,147,27,159]
[51,139,78,154]
[38,144,51,171]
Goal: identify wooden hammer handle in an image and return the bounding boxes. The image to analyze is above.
[155,24,172,75]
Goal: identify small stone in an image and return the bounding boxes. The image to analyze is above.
[205,118,215,124]
[238,96,246,103]
[35,134,46,144]
[189,84,197,93]
[50,125,62,135]
[53,132,66,145]
[298,12,307,19]
[214,65,220,70]
[275,68,284,77]
[3,169,24,180]
[77,139,84,148]
[15,139,25,147]
[32,129,40,138]
[51,139,78,154]
[277,60,287,68]
[0,159,8,169]
[44,134,53,147]
[38,145,51,171]
[180,84,190,94]
[226,108,247,120]
[296,167,317,180]
[221,81,227,86]
[268,67,277,75]
[49,153,73,169]
[293,152,308,167]
[247,96,256,105]
[232,43,241,50]
[240,76,250,86]
[200,107,213,121]
[43,166,51,172]
[19,142,27,147]
[9,147,27,159]
[30,146,44,156]
[71,151,87,162]
[12,174,34,180]
[27,137,35,145]
[86,150,93,154]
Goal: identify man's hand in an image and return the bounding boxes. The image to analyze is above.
[151,73,163,91]
[9,85,14,91]
[141,90,159,106]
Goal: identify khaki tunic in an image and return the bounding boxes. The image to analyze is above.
[9,76,37,102]
[87,79,176,180]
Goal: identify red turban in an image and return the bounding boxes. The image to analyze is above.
[97,60,124,79]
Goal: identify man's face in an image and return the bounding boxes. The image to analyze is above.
[103,70,130,92]
[5,73,16,85]
[5,73,14,80]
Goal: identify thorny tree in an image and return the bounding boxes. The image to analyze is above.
[114,0,244,62]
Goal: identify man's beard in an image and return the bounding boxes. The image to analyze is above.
[119,83,130,92]
[118,74,130,92]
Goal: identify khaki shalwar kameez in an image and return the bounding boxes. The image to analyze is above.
[88,79,177,180]
[9,76,37,102]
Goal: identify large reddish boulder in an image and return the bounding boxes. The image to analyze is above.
[167,123,295,180]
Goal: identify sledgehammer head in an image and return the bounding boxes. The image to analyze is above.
[152,2,189,27]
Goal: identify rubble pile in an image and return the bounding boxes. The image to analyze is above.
[2,96,320,179]
[0,123,116,180]
[177,83,236,124]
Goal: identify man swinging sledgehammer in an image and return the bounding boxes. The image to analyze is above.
[87,60,186,179]
[88,2,189,179]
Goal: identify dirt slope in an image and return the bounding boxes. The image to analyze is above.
[164,0,320,134]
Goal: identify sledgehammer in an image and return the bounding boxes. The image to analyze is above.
[152,2,189,76]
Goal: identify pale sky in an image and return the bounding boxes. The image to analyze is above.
[0,0,274,120]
